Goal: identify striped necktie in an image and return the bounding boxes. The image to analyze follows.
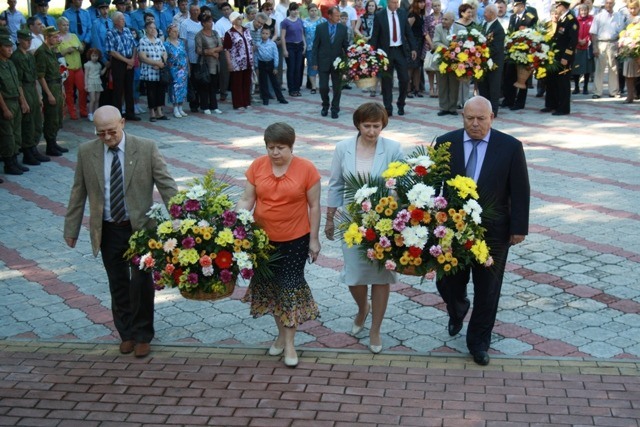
[465,139,481,179]
[109,147,126,222]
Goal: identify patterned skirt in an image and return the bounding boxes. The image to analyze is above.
[242,233,319,327]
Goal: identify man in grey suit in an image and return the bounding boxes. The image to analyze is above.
[476,5,505,117]
[312,7,349,119]
[64,106,178,358]
[435,96,530,366]
[369,0,416,116]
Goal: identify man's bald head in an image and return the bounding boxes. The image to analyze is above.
[462,96,494,140]
[94,106,125,148]
[484,4,497,20]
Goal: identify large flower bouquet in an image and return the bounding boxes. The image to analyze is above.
[434,27,497,80]
[618,21,640,63]
[340,144,493,281]
[504,27,556,79]
[125,170,274,300]
[334,38,390,88]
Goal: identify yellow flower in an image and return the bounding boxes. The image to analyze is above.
[446,176,479,199]
[215,228,234,246]
[384,208,394,216]
[179,219,196,234]
[443,264,452,272]
[375,218,394,236]
[439,62,448,74]
[242,240,252,249]
[157,220,173,235]
[444,252,452,262]
[379,197,389,206]
[471,240,490,264]
[382,161,411,179]
[437,254,446,264]
[375,252,384,260]
[203,232,212,240]
[399,256,410,265]
[177,248,199,266]
[413,257,422,266]
[195,237,202,244]
[448,208,456,216]
[458,52,468,62]
[148,239,157,249]
[344,223,363,248]
[389,200,398,210]
[451,258,458,267]
[375,204,384,213]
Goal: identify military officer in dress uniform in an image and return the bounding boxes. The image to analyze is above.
[34,0,58,29]
[501,0,538,111]
[0,35,30,176]
[541,0,578,116]
[35,26,67,157]
[12,29,50,166]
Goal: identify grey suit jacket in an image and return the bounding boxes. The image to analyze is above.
[433,24,449,49]
[327,135,404,208]
[311,21,349,73]
[64,133,178,256]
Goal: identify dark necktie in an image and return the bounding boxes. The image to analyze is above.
[329,24,335,42]
[109,147,125,222]
[465,140,481,179]
[105,19,109,30]
[76,10,83,35]
[43,16,49,26]
[392,11,397,43]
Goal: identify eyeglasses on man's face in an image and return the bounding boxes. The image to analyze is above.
[95,129,119,138]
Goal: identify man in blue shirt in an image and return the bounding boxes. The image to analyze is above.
[113,0,134,29]
[1,0,26,43]
[163,0,179,23]
[149,0,170,34]
[34,0,57,29]
[130,0,149,32]
[92,0,113,60]
[86,0,102,22]
[63,0,93,45]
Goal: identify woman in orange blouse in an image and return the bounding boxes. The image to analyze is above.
[237,122,321,368]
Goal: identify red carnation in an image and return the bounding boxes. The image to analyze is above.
[464,240,474,250]
[365,228,377,241]
[214,250,233,269]
[172,268,183,284]
[414,165,428,176]
[410,208,425,222]
[408,246,422,258]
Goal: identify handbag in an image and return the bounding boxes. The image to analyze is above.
[194,55,211,84]
[423,50,436,71]
[159,58,173,85]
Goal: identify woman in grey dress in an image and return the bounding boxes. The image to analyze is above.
[325,102,404,354]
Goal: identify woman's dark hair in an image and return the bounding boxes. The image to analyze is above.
[144,11,155,21]
[264,122,296,148]
[288,2,299,11]
[260,2,274,11]
[144,20,157,30]
[409,0,426,15]
[363,0,377,15]
[352,102,389,129]
[458,3,473,17]
[199,12,213,22]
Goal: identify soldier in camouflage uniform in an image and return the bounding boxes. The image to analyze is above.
[11,28,50,166]
[35,26,68,157]
[0,35,30,176]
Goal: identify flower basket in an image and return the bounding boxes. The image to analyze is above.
[339,144,494,282]
[515,65,533,89]
[433,27,497,80]
[355,77,378,89]
[334,39,390,85]
[618,22,640,63]
[505,27,557,80]
[125,170,275,301]
[180,280,235,301]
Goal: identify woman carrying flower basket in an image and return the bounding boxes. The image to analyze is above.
[619,2,640,103]
[237,122,321,368]
[325,102,404,354]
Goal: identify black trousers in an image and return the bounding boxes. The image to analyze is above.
[318,67,342,113]
[502,62,528,108]
[110,58,135,117]
[100,221,155,344]
[436,241,510,353]
[197,73,219,110]
[381,46,409,112]
[188,62,199,111]
[258,60,285,102]
[545,69,572,114]
[477,66,503,116]
[145,80,166,109]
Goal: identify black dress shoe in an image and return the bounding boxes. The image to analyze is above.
[535,93,544,98]
[449,111,458,115]
[448,319,463,336]
[124,115,142,121]
[279,99,289,104]
[552,111,569,116]
[54,143,69,153]
[540,107,553,113]
[437,110,448,116]
[386,109,393,117]
[471,350,490,366]
[321,108,328,117]
[500,101,511,108]
[592,94,601,99]
[397,107,404,116]
[331,111,339,119]
[509,105,523,111]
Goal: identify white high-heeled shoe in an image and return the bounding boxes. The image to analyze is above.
[268,344,284,356]
[351,304,370,336]
[284,353,298,368]
[369,344,382,354]
[178,107,188,117]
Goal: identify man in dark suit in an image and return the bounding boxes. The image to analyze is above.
[541,0,578,116]
[435,96,530,366]
[501,0,538,111]
[369,0,416,116]
[312,6,349,119]
[477,5,505,117]
[64,106,178,358]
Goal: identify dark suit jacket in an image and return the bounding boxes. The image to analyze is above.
[553,11,579,66]
[435,128,530,246]
[64,134,178,256]
[507,9,538,33]
[369,8,416,56]
[311,21,350,72]
[484,19,505,68]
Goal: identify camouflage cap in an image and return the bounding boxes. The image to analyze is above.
[17,28,33,40]
[43,26,60,37]
[0,36,14,47]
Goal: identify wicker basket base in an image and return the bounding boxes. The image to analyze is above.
[180,281,235,301]
[355,77,378,89]
[395,266,421,276]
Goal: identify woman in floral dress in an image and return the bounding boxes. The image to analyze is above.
[303,3,325,94]
[223,11,254,109]
[164,23,189,118]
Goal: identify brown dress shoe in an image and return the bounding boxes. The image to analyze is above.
[134,342,151,358]
[119,340,135,354]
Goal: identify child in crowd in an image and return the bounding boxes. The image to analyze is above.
[84,48,106,122]
[255,28,289,105]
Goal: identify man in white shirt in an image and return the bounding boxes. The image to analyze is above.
[172,0,189,27]
[179,3,203,111]
[495,0,510,30]
[590,0,624,98]
[27,16,45,54]
[214,2,233,101]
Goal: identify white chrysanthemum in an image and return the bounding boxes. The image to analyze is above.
[354,184,378,204]
[186,184,206,200]
[237,209,254,225]
[163,238,177,253]
[401,225,430,248]
[407,183,435,209]
[333,57,342,67]
[407,155,434,169]
[463,199,483,224]
[146,203,168,222]
[487,58,494,68]
[233,251,253,270]
[197,219,210,228]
